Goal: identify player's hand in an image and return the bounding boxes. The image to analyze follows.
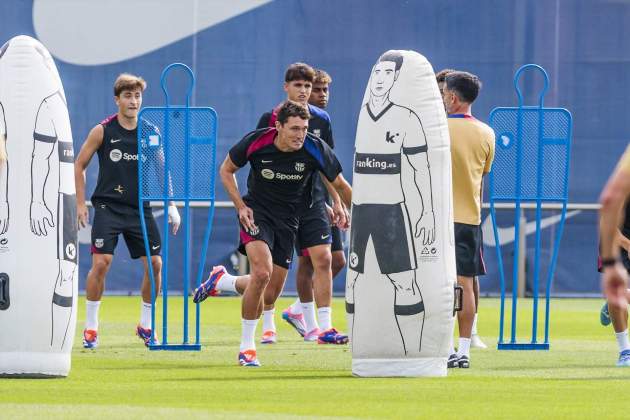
[238,205,258,235]
[332,200,350,230]
[168,204,181,235]
[414,211,435,245]
[0,201,8,235]
[77,202,89,229]
[325,204,336,224]
[617,233,630,254]
[30,201,55,236]
[602,262,629,309]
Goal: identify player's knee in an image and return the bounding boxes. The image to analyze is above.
[609,298,627,313]
[150,256,162,273]
[250,267,271,288]
[92,256,112,276]
[312,251,332,273]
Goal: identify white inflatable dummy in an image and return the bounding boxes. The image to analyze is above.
[345,50,456,377]
[0,35,77,377]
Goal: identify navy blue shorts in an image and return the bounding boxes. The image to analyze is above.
[91,201,161,259]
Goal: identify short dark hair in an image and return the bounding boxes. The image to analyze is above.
[285,62,316,83]
[276,100,311,124]
[314,69,332,85]
[378,51,403,71]
[435,68,456,84]
[445,71,482,104]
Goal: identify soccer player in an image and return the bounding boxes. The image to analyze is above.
[205,100,351,366]
[309,69,332,109]
[436,68,487,350]
[255,63,348,345]
[598,207,630,327]
[75,74,181,349]
[599,143,630,366]
[346,51,435,355]
[442,71,495,368]
[278,68,348,343]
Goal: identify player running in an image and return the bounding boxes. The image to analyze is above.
[196,101,351,366]
[599,143,630,366]
[255,63,348,345]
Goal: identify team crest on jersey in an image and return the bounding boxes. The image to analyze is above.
[109,149,122,162]
[94,238,104,248]
[261,169,274,180]
[313,129,321,138]
[295,162,305,172]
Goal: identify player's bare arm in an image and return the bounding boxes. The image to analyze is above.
[74,124,103,228]
[331,173,352,211]
[600,165,630,304]
[219,154,256,233]
[321,174,348,228]
[153,142,181,235]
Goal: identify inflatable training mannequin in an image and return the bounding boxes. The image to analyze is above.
[0,35,77,377]
[345,50,456,377]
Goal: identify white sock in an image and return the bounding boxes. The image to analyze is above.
[472,313,479,335]
[140,301,152,329]
[216,272,238,293]
[262,309,276,332]
[457,337,471,357]
[616,329,630,352]
[289,298,302,314]
[301,301,319,332]
[240,318,259,351]
[318,306,332,331]
[449,335,456,354]
[85,300,101,331]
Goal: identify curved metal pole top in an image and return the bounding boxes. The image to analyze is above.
[513,64,549,108]
[160,63,195,107]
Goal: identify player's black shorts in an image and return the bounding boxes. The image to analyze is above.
[296,201,332,256]
[238,206,297,269]
[454,222,486,277]
[331,225,344,252]
[58,193,78,264]
[91,201,161,259]
[348,203,416,274]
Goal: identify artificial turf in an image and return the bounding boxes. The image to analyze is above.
[0,297,628,419]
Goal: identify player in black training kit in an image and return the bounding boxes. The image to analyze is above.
[215,101,352,366]
[255,63,349,345]
[75,74,181,349]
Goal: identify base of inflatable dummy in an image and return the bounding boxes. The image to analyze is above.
[352,357,447,377]
[0,352,70,378]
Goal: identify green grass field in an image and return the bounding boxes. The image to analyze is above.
[1,297,628,419]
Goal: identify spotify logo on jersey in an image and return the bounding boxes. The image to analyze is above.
[110,149,122,162]
[261,169,275,180]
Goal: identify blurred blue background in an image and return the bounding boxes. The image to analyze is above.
[1,0,624,295]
